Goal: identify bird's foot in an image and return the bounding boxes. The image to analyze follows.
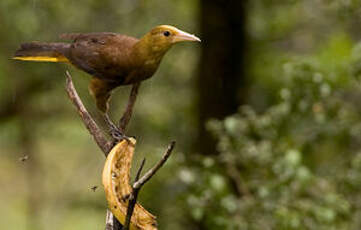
[110,127,126,141]
[109,127,136,145]
[103,113,124,141]
[103,113,135,144]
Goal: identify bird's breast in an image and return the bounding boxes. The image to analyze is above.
[144,59,157,66]
[122,64,158,84]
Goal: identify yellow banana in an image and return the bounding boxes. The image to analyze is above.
[102,139,157,230]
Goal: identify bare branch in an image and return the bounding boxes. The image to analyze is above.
[65,71,173,230]
[122,142,175,230]
[65,71,120,229]
[123,158,146,230]
[105,210,122,230]
[135,158,146,182]
[134,141,176,189]
[225,160,250,197]
[119,83,141,132]
[65,71,112,155]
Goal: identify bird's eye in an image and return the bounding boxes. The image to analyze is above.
[163,31,171,37]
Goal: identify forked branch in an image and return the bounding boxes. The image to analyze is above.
[123,141,175,230]
[65,71,175,230]
[65,72,120,230]
[65,71,112,155]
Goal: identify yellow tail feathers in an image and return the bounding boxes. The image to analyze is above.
[13,56,69,63]
[13,42,71,63]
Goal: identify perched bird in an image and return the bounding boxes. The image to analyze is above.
[13,25,200,135]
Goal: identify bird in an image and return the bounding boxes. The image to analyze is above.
[13,25,200,137]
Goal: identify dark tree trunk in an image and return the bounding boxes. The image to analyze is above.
[197,0,248,154]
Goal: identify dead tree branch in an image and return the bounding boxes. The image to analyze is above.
[65,71,119,230]
[65,71,174,230]
[105,211,122,230]
[65,71,112,155]
[123,141,176,230]
[134,141,176,189]
[119,82,141,132]
[123,158,146,230]
[225,160,250,197]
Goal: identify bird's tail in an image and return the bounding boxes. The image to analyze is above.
[13,42,70,63]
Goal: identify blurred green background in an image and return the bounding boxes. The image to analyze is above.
[2,0,361,229]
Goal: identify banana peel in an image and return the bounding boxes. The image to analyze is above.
[102,139,157,230]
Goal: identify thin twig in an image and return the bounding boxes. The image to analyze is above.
[134,141,176,189]
[119,83,141,132]
[123,158,146,230]
[225,160,250,197]
[135,158,146,182]
[122,142,175,230]
[65,71,112,155]
[123,189,140,230]
[105,209,114,230]
[105,210,122,230]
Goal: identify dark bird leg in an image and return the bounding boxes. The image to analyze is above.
[103,113,125,140]
[119,82,141,133]
[89,78,125,141]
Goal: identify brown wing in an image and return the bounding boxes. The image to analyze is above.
[59,32,117,41]
[62,33,139,83]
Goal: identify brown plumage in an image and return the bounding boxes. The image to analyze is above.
[14,25,200,114]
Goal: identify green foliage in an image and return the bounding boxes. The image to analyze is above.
[185,59,361,229]
[0,1,198,230]
[2,0,361,229]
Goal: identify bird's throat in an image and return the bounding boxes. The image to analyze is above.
[133,37,170,68]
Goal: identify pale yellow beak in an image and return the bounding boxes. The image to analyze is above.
[173,29,201,43]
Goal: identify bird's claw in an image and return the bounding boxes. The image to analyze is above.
[110,127,135,144]
[103,113,135,144]
[110,127,125,141]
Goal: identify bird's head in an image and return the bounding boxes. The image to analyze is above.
[147,25,201,44]
[137,25,200,60]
